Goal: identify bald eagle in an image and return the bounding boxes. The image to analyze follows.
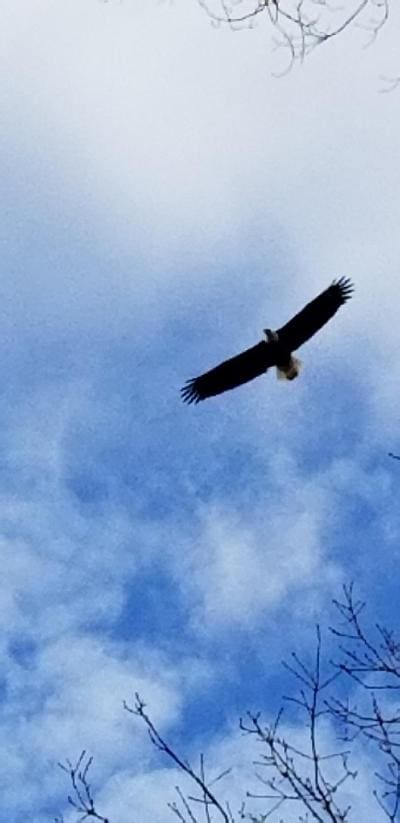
[181,278,353,404]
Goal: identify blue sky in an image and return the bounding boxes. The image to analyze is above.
[2,2,400,820]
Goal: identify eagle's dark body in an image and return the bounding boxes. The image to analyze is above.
[181,278,353,404]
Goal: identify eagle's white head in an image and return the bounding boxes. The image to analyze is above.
[264,328,279,343]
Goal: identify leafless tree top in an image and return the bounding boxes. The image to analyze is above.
[198,0,390,73]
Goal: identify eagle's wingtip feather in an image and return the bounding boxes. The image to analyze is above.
[333,276,354,301]
[181,379,201,404]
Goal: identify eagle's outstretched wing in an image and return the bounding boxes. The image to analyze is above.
[276,277,353,352]
[181,341,275,404]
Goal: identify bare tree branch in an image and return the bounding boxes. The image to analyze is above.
[56,751,110,823]
[240,627,355,821]
[197,0,391,72]
[58,586,400,822]
[125,692,232,822]
[326,584,400,821]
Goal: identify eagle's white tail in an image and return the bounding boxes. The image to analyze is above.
[276,356,302,381]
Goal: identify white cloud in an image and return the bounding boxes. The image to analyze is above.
[0,634,184,815]
[1,1,399,336]
[171,449,339,630]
